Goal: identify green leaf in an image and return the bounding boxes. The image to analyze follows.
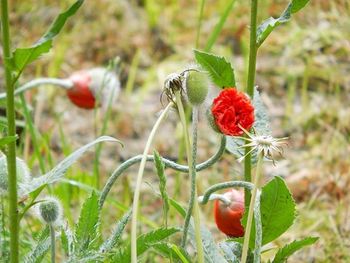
[22,136,121,195]
[257,0,310,46]
[75,191,100,253]
[61,224,75,257]
[114,228,180,262]
[169,198,187,219]
[0,135,18,148]
[219,241,254,263]
[205,0,236,52]
[226,87,270,164]
[241,177,296,248]
[188,221,228,263]
[24,226,50,263]
[272,237,318,263]
[152,243,191,263]
[11,0,84,75]
[153,151,170,226]
[194,49,235,87]
[99,209,132,253]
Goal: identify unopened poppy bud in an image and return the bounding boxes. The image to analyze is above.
[205,107,221,133]
[38,197,62,224]
[185,71,209,105]
[0,156,30,195]
[67,68,120,110]
[214,189,245,237]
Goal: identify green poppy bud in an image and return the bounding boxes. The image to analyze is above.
[0,156,30,195]
[185,71,209,105]
[38,197,62,224]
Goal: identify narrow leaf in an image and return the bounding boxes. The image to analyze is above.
[272,237,318,263]
[99,209,132,253]
[22,136,121,195]
[154,151,169,226]
[11,0,84,74]
[194,49,235,87]
[24,226,50,263]
[257,0,310,46]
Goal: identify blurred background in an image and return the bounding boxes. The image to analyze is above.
[1,0,349,262]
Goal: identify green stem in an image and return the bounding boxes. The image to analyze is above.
[130,103,173,263]
[49,224,55,263]
[244,0,258,206]
[196,0,206,48]
[1,1,19,262]
[241,152,263,263]
[19,94,46,173]
[175,94,204,263]
[99,136,226,209]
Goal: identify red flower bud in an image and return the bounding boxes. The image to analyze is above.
[214,189,245,237]
[67,68,120,110]
[211,88,254,136]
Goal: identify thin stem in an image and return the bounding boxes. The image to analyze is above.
[196,0,206,48]
[19,94,46,173]
[49,224,56,263]
[241,152,263,263]
[0,78,73,100]
[99,136,226,209]
[175,95,204,263]
[244,0,258,206]
[130,103,173,263]
[1,1,19,262]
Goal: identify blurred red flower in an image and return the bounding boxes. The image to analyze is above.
[214,189,245,237]
[211,88,254,136]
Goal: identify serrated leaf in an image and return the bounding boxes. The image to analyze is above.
[272,237,318,263]
[257,0,310,46]
[226,87,270,164]
[194,49,235,87]
[241,177,296,248]
[24,226,50,263]
[114,228,180,262]
[61,223,75,257]
[75,191,100,253]
[11,0,84,75]
[99,209,132,253]
[154,151,170,226]
[188,221,228,263]
[22,136,121,195]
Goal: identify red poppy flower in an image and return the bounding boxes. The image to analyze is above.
[214,189,245,237]
[211,88,254,136]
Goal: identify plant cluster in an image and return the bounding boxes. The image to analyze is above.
[0,0,318,262]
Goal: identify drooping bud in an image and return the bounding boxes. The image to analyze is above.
[67,68,120,110]
[0,156,30,196]
[185,71,209,105]
[214,189,245,237]
[38,197,63,224]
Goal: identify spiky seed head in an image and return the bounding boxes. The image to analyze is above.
[38,197,63,224]
[185,71,209,105]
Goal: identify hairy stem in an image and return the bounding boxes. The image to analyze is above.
[130,103,173,263]
[241,152,263,263]
[1,1,19,261]
[99,136,226,209]
[49,224,56,263]
[244,0,258,206]
[175,94,204,263]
